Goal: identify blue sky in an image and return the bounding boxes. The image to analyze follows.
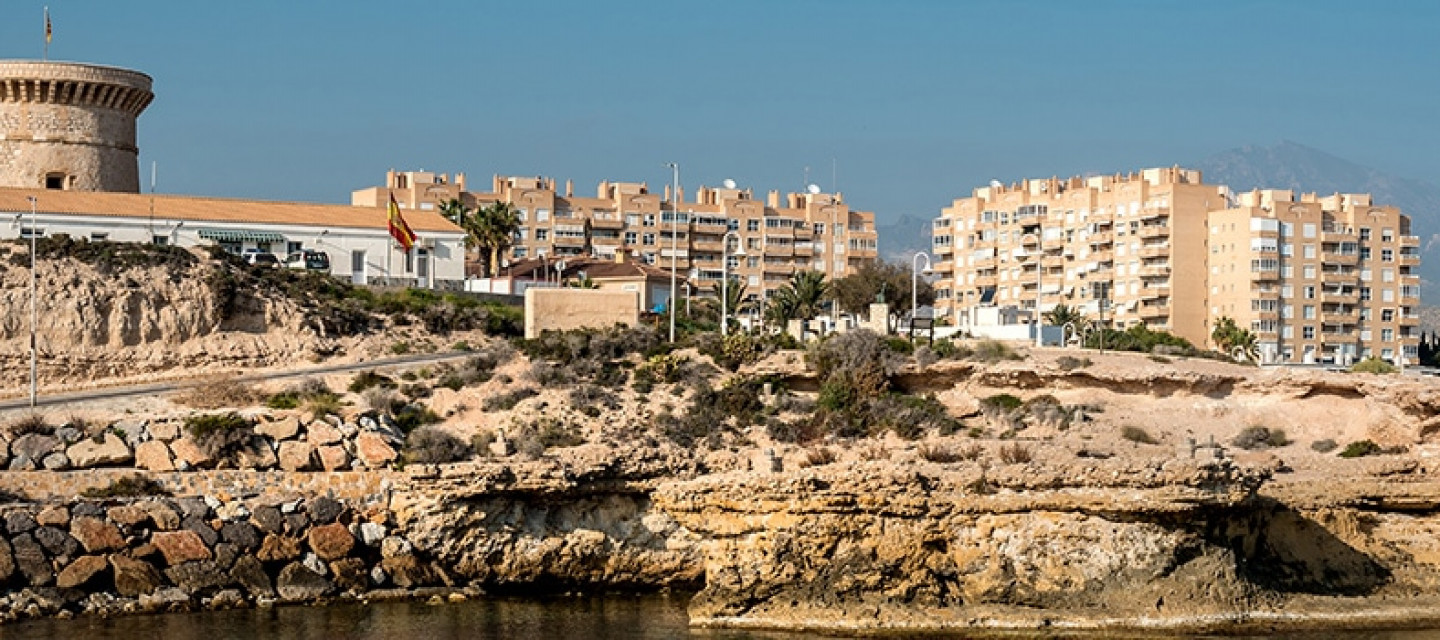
[2,1,1436,223]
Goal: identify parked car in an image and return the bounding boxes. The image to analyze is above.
[241,248,280,267]
[285,249,331,271]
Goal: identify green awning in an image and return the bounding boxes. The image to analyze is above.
[198,228,286,243]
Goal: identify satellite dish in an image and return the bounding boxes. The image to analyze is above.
[807,184,821,195]
[989,179,1004,189]
[722,179,737,189]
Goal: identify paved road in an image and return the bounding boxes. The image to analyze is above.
[0,351,476,413]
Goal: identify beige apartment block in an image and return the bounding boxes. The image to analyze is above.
[931,167,1419,365]
[354,170,879,303]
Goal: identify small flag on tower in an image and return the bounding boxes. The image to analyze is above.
[387,193,418,252]
[45,7,52,45]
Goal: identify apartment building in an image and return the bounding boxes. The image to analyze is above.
[354,170,879,302]
[930,167,1419,365]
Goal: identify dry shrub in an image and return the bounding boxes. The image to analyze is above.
[6,413,53,437]
[363,387,406,413]
[175,377,260,409]
[404,427,472,464]
[997,442,1033,465]
[1121,425,1159,445]
[856,443,890,461]
[800,447,838,468]
[918,443,966,463]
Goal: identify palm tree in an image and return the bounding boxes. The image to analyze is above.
[788,270,829,319]
[437,198,471,227]
[763,288,800,327]
[1211,316,1259,362]
[464,202,522,277]
[1043,303,1085,327]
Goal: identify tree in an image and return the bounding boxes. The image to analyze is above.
[1211,316,1259,362]
[464,202,522,277]
[832,259,933,322]
[438,198,471,227]
[720,277,755,332]
[788,270,829,320]
[1044,303,1088,328]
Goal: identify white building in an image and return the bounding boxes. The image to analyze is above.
[0,188,466,288]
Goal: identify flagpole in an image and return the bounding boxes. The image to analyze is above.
[43,7,50,61]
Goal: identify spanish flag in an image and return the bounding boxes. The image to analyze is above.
[44,7,51,45]
[387,192,418,251]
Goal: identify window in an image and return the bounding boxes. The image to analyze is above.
[1303,265,1316,279]
[1283,326,1294,339]
[1360,268,1372,282]
[1303,326,1315,340]
[1382,268,1394,283]
[1360,287,1372,301]
[644,214,656,227]
[1281,243,1294,257]
[642,233,655,246]
[404,249,414,273]
[1361,308,1371,320]
[1359,227,1371,241]
[535,229,549,241]
[1282,285,1293,298]
[1382,289,1395,302]
[1382,248,1394,262]
[1361,247,1371,260]
[1382,308,1395,322]
[19,227,43,239]
[1383,328,1394,342]
[747,220,760,232]
[90,232,109,242]
[1303,305,1316,320]
[1303,244,1316,259]
[44,172,66,190]
[624,232,637,245]
[1382,228,1394,242]
[814,223,825,235]
[152,235,168,246]
[1302,223,1317,238]
[746,256,758,268]
[1282,305,1294,319]
[287,241,303,255]
[536,209,550,222]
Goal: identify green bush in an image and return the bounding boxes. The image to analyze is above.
[183,413,255,463]
[1234,426,1289,449]
[393,404,442,433]
[1339,440,1383,458]
[348,370,397,393]
[884,337,915,355]
[536,417,586,449]
[931,339,968,360]
[969,340,1021,363]
[484,387,539,412]
[980,394,1023,413]
[1350,357,1398,374]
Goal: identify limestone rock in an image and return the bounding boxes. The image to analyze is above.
[308,496,343,524]
[151,530,213,565]
[111,554,164,597]
[251,505,284,534]
[165,560,230,592]
[35,505,70,527]
[230,554,274,597]
[237,436,279,470]
[134,440,176,472]
[276,562,332,601]
[140,500,182,530]
[221,521,261,551]
[42,451,70,470]
[354,432,397,468]
[379,536,412,559]
[359,522,387,547]
[35,525,80,556]
[215,501,251,522]
[277,441,315,472]
[57,555,109,589]
[0,537,13,581]
[256,416,300,441]
[257,535,302,563]
[4,511,37,535]
[148,421,180,441]
[139,587,192,611]
[317,445,350,471]
[106,504,151,528]
[66,433,134,468]
[307,523,354,561]
[307,421,343,446]
[330,557,368,592]
[11,534,52,586]
[379,554,435,588]
[170,437,213,469]
[12,434,61,462]
[70,516,126,553]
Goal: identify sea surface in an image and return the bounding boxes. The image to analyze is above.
[2,595,1440,639]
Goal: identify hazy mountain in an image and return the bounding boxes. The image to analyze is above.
[877,213,933,264]
[1196,140,1440,303]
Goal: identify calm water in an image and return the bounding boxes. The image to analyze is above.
[2,595,1440,640]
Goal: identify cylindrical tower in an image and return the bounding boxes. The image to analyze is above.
[0,60,154,193]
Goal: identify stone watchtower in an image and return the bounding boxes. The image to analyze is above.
[0,61,154,193]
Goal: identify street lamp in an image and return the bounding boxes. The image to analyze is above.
[666,162,680,342]
[911,251,932,336]
[721,230,744,337]
[1013,232,1044,348]
[26,195,37,409]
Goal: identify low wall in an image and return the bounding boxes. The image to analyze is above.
[524,288,639,339]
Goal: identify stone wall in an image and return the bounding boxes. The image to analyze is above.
[524,288,639,339]
[0,61,155,192]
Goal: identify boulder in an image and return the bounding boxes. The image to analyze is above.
[183,516,220,547]
[276,562,332,601]
[107,505,151,528]
[257,416,301,441]
[307,421,343,446]
[0,537,13,581]
[70,516,126,553]
[66,433,134,468]
[302,552,328,576]
[8,454,35,471]
[74,502,107,518]
[307,523,355,561]
[175,497,212,519]
[220,521,261,551]
[165,560,230,592]
[308,496,343,524]
[169,437,213,469]
[216,501,251,522]
[5,510,38,535]
[151,530,213,565]
[354,432,398,468]
[257,535,302,563]
[139,500,182,530]
[277,441,315,472]
[330,557,368,592]
[317,445,350,471]
[35,525,80,557]
[251,505,284,534]
[35,505,70,527]
[56,555,109,588]
[148,421,180,441]
[380,554,435,588]
[237,436,279,470]
[11,534,52,586]
[12,434,61,461]
[111,554,164,597]
[358,522,387,547]
[379,536,412,559]
[41,452,70,470]
[134,440,176,472]
[139,587,192,611]
[213,542,241,570]
[230,554,274,597]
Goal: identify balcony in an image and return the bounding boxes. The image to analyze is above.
[1138,264,1171,278]
[692,221,730,235]
[1322,228,1357,242]
[1401,253,1421,267]
[1322,291,1359,304]
[588,216,625,230]
[589,235,623,246]
[932,243,954,256]
[762,263,795,275]
[1251,270,1279,282]
[1139,206,1170,221]
[1252,310,1279,322]
[1087,232,1113,245]
[1088,249,1114,263]
[692,240,724,253]
[975,275,997,288]
[1138,225,1170,239]
[553,235,587,247]
[1138,304,1170,320]
[1042,255,1065,268]
[794,242,816,257]
[1401,235,1421,248]
[1138,245,1170,259]
[1139,288,1168,300]
[763,243,794,257]
[1322,252,1359,265]
[1401,315,1421,326]
[1321,312,1357,325]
